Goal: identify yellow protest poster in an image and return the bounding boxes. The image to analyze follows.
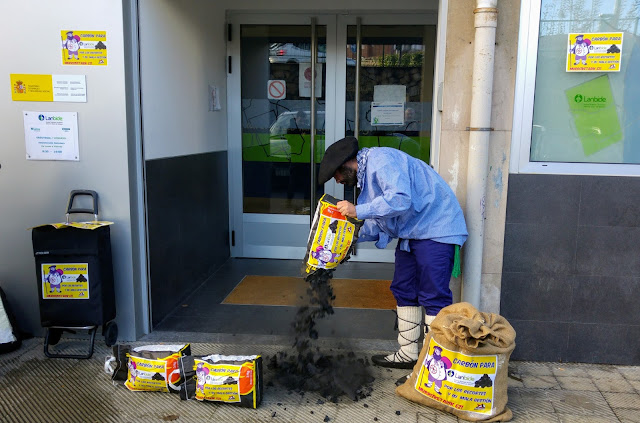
[415,338,497,415]
[11,74,54,101]
[61,30,108,66]
[566,32,623,72]
[41,263,90,300]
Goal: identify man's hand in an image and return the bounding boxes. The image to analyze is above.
[337,201,357,218]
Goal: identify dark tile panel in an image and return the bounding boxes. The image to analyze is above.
[505,174,581,225]
[501,174,640,365]
[579,176,640,227]
[502,223,577,274]
[570,276,640,325]
[508,320,569,362]
[500,273,574,321]
[146,151,230,327]
[566,323,640,365]
[575,226,640,277]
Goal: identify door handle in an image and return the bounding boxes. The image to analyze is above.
[310,17,318,219]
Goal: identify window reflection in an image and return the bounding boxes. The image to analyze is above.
[531,0,640,164]
[345,25,435,165]
[241,25,326,214]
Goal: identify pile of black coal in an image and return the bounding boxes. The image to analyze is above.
[268,268,374,402]
[475,374,493,388]
[607,44,620,53]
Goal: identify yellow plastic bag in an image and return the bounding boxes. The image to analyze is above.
[304,194,361,273]
[117,344,191,393]
[179,354,263,408]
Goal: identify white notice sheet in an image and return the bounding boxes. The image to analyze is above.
[23,111,79,161]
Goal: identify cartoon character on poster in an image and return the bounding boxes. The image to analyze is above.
[424,345,452,394]
[45,265,64,293]
[196,362,209,395]
[311,245,338,266]
[63,31,82,60]
[571,34,592,65]
[128,361,138,385]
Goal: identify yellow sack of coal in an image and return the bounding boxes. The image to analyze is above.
[304,194,361,273]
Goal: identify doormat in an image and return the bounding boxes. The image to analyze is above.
[222,275,395,310]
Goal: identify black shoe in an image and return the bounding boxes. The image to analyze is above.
[371,354,416,369]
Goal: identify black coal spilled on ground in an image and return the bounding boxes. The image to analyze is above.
[268,268,375,402]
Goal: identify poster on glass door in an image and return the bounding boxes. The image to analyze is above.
[566,32,623,72]
[299,63,322,97]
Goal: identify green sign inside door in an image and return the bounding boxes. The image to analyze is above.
[565,74,622,156]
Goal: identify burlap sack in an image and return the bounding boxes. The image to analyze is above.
[396,302,516,422]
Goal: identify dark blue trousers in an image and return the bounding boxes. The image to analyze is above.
[391,239,454,316]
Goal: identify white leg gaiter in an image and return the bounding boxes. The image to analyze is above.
[424,314,436,335]
[386,306,422,363]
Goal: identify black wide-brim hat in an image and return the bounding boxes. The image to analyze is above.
[317,136,360,185]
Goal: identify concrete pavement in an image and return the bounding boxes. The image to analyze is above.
[1,334,639,422]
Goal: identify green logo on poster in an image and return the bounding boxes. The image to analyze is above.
[574,94,583,103]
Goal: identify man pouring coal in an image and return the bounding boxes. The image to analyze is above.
[317,136,467,370]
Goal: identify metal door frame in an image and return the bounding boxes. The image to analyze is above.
[227,12,443,262]
[226,14,337,259]
[330,13,440,263]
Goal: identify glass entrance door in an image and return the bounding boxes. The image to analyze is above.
[340,16,437,262]
[228,15,335,259]
[240,24,326,217]
[228,14,437,260]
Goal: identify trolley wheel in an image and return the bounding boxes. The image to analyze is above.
[46,328,63,346]
[104,321,118,347]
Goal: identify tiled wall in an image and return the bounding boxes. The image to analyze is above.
[146,152,230,327]
[500,174,640,365]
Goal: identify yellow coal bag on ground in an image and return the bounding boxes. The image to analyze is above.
[397,303,516,422]
[304,194,362,274]
[179,354,263,408]
[108,344,191,393]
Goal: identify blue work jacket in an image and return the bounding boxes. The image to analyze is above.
[354,147,468,250]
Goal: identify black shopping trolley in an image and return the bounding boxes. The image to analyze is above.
[31,190,117,359]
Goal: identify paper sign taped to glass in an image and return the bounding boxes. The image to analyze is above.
[565,75,622,156]
[566,32,623,72]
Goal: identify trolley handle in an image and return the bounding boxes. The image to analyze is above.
[66,190,99,223]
